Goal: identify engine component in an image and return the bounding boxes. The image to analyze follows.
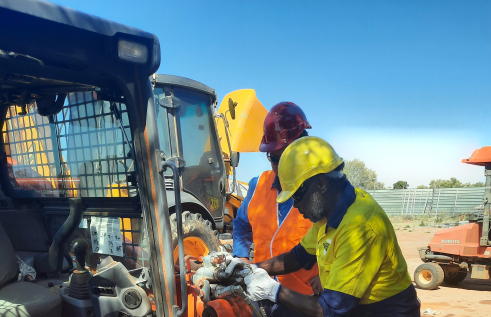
[190,252,266,317]
[122,289,142,309]
[87,256,151,317]
[192,252,254,286]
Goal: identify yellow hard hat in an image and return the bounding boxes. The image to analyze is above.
[276,136,343,203]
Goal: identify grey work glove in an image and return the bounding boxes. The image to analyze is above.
[244,268,280,302]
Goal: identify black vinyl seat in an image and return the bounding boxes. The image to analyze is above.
[0,222,61,317]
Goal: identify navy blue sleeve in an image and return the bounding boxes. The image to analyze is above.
[290,243,317,270]
[318,289,360,317]
[232,177,258,258]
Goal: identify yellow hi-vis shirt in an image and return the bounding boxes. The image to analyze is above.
[299,187,412,304]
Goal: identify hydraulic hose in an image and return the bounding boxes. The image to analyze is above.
[34,198,84,273]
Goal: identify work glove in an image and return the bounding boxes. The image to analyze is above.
[222,257,251,277]
[244,268,280,302]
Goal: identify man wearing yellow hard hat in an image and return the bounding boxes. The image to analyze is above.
[243,136,420,316]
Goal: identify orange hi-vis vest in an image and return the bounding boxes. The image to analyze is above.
[248,170,319,295]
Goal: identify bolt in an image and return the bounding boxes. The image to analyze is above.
[160,152,165,159]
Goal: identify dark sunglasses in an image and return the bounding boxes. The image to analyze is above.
[267,152,281,165]
[292,178,315,202]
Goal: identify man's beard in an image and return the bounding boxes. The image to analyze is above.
[300,192,328,223]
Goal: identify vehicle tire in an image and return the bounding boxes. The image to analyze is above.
[441,265,467,285]
[414,263,444,290]
[170,211,220,264]
[201,306,219,317]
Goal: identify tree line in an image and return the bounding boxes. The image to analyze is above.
[343,159,484,190]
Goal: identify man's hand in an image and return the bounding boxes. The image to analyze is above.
[309,275,323,295]
[244,268,280,302]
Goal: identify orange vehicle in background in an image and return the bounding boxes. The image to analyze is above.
[414,146,491,290]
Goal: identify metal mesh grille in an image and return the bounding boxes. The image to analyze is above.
[368,187,485,216]
[3,92,137,198]
[45,215,149,271]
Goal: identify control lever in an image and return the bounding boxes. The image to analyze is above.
[68,238,91,300]
[71,238,88,271]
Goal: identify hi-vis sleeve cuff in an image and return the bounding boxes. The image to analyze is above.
[318,289,359,316]
[291,243,317,270]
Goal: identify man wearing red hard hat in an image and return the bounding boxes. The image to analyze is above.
[233,102,320,316]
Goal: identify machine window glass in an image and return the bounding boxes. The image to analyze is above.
[2,92,137,198]
[175,87,224,213]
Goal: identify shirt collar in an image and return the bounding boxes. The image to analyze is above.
[271,175,282,191]
[325,181,356,232]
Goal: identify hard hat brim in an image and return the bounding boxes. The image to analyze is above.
[276,189,294,204]
[259,140,289,153]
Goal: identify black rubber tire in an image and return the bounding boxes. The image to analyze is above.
[201,306,219,317]
[441,265,468,285]
[170,211,220,260]
[414,262,444,290]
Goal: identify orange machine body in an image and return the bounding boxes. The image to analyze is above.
[462,146,491,166]
[429,223,491,258]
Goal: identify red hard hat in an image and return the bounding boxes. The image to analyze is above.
[259,102,311,152]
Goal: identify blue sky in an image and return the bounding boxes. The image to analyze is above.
[52,0,491,187]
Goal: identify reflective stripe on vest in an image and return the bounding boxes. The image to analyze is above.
[248,170,319,295]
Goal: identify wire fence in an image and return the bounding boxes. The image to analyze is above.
[230,181,485,217]
[367,187,485,217]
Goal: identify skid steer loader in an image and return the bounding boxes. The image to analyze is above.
[0,1,261,316]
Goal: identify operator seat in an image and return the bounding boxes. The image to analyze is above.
[0,222,61,317]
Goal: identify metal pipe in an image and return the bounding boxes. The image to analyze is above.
[216,113,236,195]
[425,254,453,262]
[423,189,430,215]
[481,165,491,246]
[133,80,175,317]
[435,188,442,218]
[401,189,407,216]
[162,161,187,316]
[417,189,424,215]
[405,190,412,216]
[411,189,417,216]
[453,189,459,216]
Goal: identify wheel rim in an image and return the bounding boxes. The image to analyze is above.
[173,236,210,264]
[419,269,433,285]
